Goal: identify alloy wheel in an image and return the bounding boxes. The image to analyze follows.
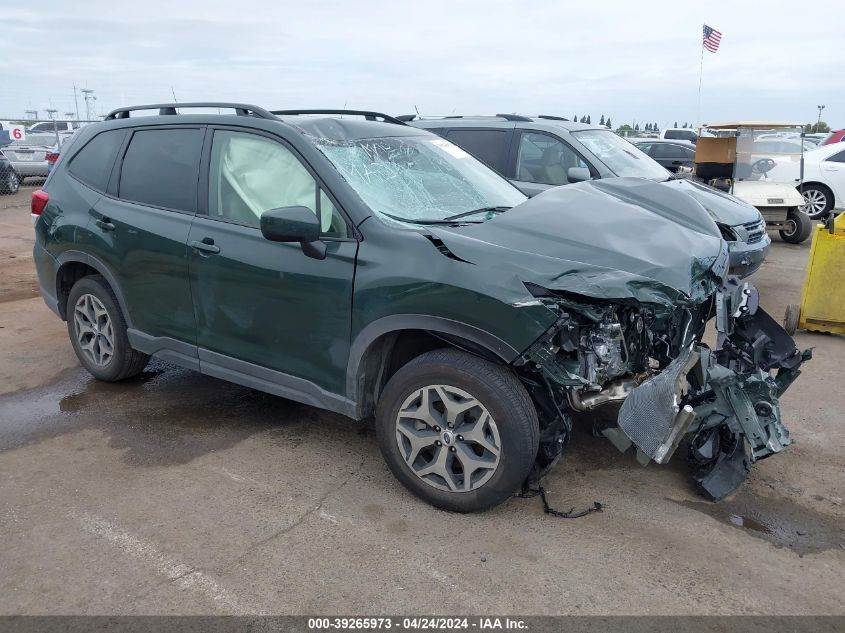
[799,189,828,219]
[8,172,19,193]
[394,384,501,493]
[73,293,115,367]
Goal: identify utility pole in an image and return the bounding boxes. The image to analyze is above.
[24,109,38,121]
[46,109,59,145]
[73,84,81,121]
[81,89,96,121]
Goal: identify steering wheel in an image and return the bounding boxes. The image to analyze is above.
[751,158,776,175]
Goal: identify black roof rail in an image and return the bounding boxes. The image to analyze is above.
[537,115,569,121]
[105,102,276,121]
[495,113,533,122]
[437,114,534,122]
[395,114,417,122]
[270,109,406,126]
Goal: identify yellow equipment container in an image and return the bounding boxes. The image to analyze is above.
[784,212,845,335]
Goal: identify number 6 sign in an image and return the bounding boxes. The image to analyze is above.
[9,126,25,141]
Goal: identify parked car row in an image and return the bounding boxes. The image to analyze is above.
[0,132,73,187]
[635,124,841,227]
[31,103,807,511]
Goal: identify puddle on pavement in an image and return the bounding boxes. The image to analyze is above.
[674,490,845,555]
[0,359,363,467]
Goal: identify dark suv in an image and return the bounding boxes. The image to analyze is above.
[407,115,770,278]
[33,103,807,511]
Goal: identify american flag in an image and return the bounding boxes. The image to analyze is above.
[703,24,722,53]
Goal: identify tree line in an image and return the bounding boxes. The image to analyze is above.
[571,115,695,132]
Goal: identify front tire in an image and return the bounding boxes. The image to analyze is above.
[375,348,539,512]
[66,275,150,381]
[779,208,814,244]
[799,184,833,220]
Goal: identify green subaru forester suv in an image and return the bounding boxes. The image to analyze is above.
[32,103,807,512]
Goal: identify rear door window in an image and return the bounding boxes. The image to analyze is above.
[118,128,203,213]
[443,129,509,172]
[68,130,126,192]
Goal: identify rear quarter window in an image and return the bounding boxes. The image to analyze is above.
[664,129,697,142]
[443,129,509,173]
[118,128,204,213]
[67,130,126,192]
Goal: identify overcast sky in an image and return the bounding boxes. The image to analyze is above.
[1,0,840,128]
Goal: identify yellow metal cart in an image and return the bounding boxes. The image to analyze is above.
[784,213,845,335]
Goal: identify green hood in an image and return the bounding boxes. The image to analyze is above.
[429,178,729,307]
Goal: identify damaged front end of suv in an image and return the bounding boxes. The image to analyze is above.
[431,178,809,501]
[517,276,808,500]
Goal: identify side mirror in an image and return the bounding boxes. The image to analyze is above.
[567,167,591,183]
[261,206,320,243]
[260,206,326,260]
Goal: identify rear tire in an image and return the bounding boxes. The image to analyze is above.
[779,209,813,244]
[66,275,149,381]
[375,348,539,513]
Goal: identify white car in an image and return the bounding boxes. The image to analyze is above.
[660,128,697,143]
[768,144,845,219]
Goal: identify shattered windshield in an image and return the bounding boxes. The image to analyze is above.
[573,130,669,180]
[315,136,526,224]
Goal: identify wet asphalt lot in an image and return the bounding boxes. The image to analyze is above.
[1,186,843,615]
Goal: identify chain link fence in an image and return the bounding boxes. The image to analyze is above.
[0,118,100,188]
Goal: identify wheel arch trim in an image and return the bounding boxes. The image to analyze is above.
[54,251,134,327]
[346,314,520,417]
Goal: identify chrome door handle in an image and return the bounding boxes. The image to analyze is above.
[95,218,116,231]
[190,239,220,255]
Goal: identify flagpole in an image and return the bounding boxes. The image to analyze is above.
[697,26,705,125]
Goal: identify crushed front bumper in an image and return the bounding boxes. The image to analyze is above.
[605,279,809,500]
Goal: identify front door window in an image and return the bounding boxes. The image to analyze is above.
[208,131,346,237]
[515,132,589,186]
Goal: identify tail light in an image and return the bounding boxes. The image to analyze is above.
[45,152,59,164]
[31,189,49,218]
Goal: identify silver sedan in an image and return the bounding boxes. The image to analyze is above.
[0,133,72,181]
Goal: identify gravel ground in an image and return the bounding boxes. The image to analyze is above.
[0,185,843,615]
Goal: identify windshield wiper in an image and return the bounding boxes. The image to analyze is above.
[382,206,511,226]
[442,206,511,221]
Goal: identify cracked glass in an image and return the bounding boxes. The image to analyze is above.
[315,136,525,224]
